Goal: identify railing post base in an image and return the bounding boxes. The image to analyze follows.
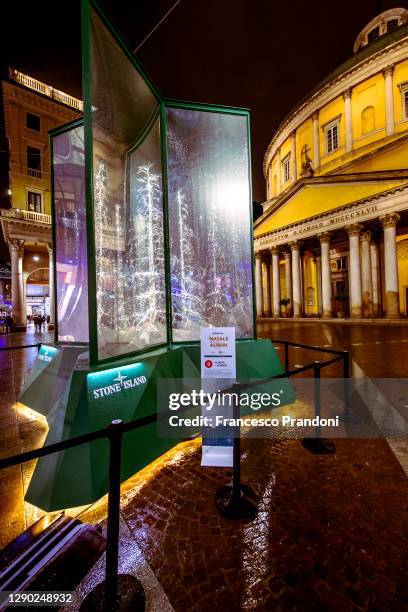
[301,438,335,454]
[215,483,258,520]
[80,573,145,611]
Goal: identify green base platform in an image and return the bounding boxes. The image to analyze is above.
[20,339,294,511]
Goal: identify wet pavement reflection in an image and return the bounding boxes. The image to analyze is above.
[0,323,407,610]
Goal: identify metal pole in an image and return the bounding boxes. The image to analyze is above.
[314,361,321,440]
[343,350,350,419]
[284,340,289,374]
[232,391,241,504]
[105,419,123,612]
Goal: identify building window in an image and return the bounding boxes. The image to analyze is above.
[27,191,42,213]
[27,145,41,178]
[282,155,290,183]
[387,19,399,33]
[402,86,408,121]
[367,26,380,43]
[26,112,41,132]
[325,121,339,154]
[361,106,375,135]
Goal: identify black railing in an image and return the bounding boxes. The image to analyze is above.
[0,339,351,610]
[0,343,42,352]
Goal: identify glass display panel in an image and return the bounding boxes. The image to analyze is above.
[53,126,89,343]
[166,107,254,341]
[89,7,166,359]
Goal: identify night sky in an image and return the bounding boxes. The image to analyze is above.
[2,0,408,204]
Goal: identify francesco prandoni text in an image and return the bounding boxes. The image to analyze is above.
[168,415,340,428]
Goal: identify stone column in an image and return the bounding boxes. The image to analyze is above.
[284,250,292,316]
[347,224,363,318]
[290,131,297,182]
[380,213,400,318]
[370,240,381,317]
[318,232,332,318]
[262,254,271,317]
[383,65,395,137]
[343,88,353,153]
[271,247,281,317]
[255,253,263,317]
[289,241,302,318]
[9,240,25,329]
[360,231,373,317]
[47,245,55,329]
[312,111,320,170]
[315,254,323,316]
[276,148,282,194]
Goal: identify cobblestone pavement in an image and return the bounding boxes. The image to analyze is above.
[1,323,408,610]
[118,435,408,611]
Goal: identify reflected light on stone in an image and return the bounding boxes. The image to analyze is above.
[241,478,276,608]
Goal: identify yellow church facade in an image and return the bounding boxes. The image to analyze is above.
[254,8,408,319]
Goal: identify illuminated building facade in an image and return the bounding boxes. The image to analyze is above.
[255,9,408,319]
[0,69,81,328]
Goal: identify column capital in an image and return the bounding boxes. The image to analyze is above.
[312,110,319,121]
[360,230,372,243]
[270,246,280,256]
[380,213,400,229]
[346,223,363,237]
[382,64,395,78]
[46,243,53,254]
[255,252,262,260]
[261,250,271,263]
[318,232,331,244]
[283,250,291,261]
[289,240,302,252]
[9,239,24,256]
[342,87,352,100]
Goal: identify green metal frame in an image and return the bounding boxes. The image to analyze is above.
[78,0,256,364]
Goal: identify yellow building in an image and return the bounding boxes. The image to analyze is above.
[0,69,82,329]
[254,8,408,320]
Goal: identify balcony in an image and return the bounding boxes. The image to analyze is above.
[27,168,42,179]
[1,208,51,225]
[9,68,83,112]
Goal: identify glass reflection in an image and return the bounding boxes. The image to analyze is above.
[90,8,165,359]
[53,126,89,343]
[166,108,254,340]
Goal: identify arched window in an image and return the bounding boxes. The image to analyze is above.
[361,106,375,135]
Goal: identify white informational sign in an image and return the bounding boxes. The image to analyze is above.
[200,327,236,467]
[200,327,236,379]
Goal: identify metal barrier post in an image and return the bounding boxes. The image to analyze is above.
[343,350,350,419]
[215,390,258,520]
[302,361,335,455]
[284,341,289,374]
[80,420,145,612]
[105,420,123,611]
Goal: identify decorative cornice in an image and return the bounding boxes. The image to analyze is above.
[263,33,408,177]
[254,183,408,248]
